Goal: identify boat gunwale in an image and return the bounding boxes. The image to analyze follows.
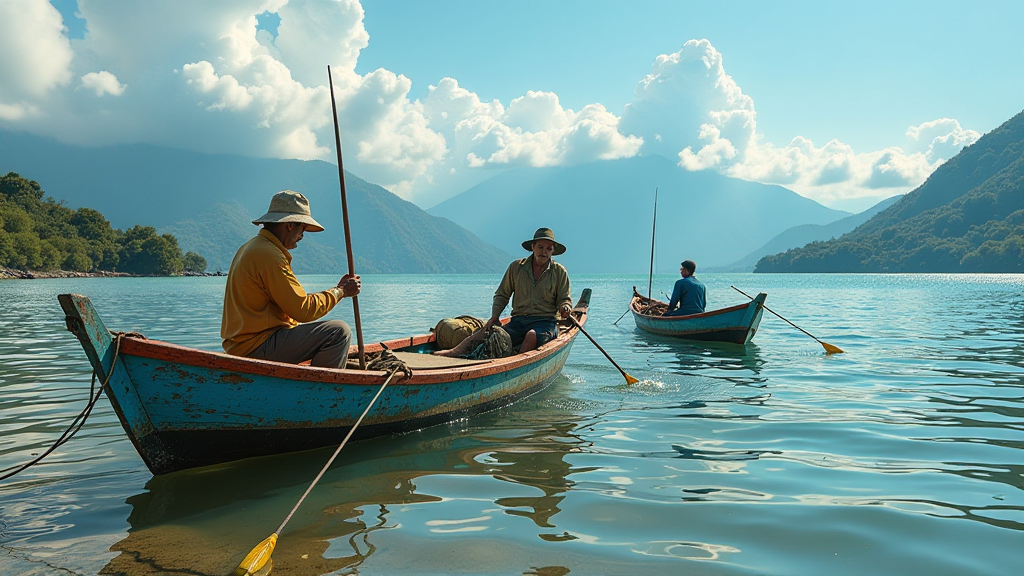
[119,311,587,386]
[629,291,754,322]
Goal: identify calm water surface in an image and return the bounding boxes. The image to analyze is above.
[0,273,1022,575]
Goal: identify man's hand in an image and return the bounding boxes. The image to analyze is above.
[484,316,499,330]
[337,274,361,298]
[558,304,572,319]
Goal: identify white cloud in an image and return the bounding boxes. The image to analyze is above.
[617,39,978,207]
[80,71,126,96]
[0,3,979,208]
[906,118,980,162]
[0,0,73,110]
[621,39,754,161]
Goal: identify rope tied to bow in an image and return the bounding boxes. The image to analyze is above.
[0,330,142,481]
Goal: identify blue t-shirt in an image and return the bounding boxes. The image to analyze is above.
[665,276,706,316]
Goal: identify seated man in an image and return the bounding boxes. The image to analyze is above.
[663,259,706,317]
[221,190,360,368]
[486,227,572,353]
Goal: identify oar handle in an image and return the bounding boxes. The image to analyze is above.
[729,285,814,339]
[569,316,636,383]
[730,286,841,353]
[276,368,399,535]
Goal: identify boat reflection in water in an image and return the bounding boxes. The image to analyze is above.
[101,378,587,576]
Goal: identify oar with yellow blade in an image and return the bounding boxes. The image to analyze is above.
[568,316,639,384]
[233,368,401,576]
[731,286,844,354]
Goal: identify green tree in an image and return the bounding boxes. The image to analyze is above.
[118,226,184,275]
[182,251,207,273]
[11,232,41,269]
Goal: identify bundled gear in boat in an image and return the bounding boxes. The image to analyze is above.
[464,326,513,360]
[438,325,513,360]
[431,315,485,350]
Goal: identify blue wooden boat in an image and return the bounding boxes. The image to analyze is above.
[58,290,591,475]
[629,287,766,344]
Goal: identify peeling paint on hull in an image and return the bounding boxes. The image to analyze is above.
[58,290,591,475]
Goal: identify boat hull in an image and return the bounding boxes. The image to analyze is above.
[59,290,590,475]
[630,290,766,344]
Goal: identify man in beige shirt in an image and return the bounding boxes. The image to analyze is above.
[485,227,572,353]
[221,190,360,368]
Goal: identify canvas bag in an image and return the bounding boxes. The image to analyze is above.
[432,315,486,350]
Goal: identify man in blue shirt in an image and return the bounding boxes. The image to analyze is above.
[663,260,706,316]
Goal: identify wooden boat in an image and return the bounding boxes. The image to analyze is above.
[58,289,591,475]
[629,287,766,344]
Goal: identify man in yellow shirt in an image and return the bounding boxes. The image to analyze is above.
[485,227,572,353]
[221,190,360,368]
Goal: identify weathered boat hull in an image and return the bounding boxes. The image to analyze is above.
[630,289,766,344]
[59,290,590,475]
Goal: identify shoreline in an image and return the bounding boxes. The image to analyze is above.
[0,267,225,280]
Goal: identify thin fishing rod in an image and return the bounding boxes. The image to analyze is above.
[647,188,658,301]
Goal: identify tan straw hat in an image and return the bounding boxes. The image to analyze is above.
[521,227,566,255]
[252,190,324,232]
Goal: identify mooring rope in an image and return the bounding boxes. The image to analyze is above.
[0,331,137,482]
[364,343,412,378]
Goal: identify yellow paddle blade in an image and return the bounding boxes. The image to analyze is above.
[234,533,277,576]
[822,342,844,355]
[624,373,640,385]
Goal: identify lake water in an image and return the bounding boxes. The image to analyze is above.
[1,273,1022,576]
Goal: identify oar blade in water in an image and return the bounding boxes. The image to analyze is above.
[822,342,844,354]
[625,373,640,385]
[234,533,277,576]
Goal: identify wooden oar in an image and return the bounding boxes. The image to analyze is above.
[612,307,631,326]
[233,368,400,576]
[568,316,639,384]
[730,286,844,354]
[328,65,366,369]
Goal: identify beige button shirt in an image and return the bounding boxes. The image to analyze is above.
[492,256,572,319]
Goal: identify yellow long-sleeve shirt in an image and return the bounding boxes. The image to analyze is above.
[221,229,343,356]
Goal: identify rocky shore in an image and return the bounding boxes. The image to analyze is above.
[1,267,225,280]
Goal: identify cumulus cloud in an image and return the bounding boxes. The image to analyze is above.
[906,118,980,162]
[616,39,979,207]
[0,2,979,208]
[80,71,126,96]
[0,0,73,118]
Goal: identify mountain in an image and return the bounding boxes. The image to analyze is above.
[0,131,512,274]
[710,195,903,272]
[756,110,1024,272]
[428,155,849,273]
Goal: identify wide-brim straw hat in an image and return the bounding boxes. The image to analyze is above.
[252,190,324,232]
[521,227,566,255]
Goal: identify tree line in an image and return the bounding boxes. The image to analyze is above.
[0,172,206,275]
[756,111,1024,273]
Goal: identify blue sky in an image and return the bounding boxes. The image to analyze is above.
[355,0,1022,154]
[2,0,1021,212]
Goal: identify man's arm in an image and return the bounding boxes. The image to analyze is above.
[664,279,684,315]
[556,266,572,318]
[264,262,338,323]
[487,263,515,327]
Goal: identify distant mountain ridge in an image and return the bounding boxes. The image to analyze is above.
[430,155,849,273]
[710,195,903,272]
[756,109,1024,272]
[0,131,512,274]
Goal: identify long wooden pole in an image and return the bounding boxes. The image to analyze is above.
[731,286,844,354]
[328,66,365,369]
[568,317,639,385]
[647,188,658,301]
